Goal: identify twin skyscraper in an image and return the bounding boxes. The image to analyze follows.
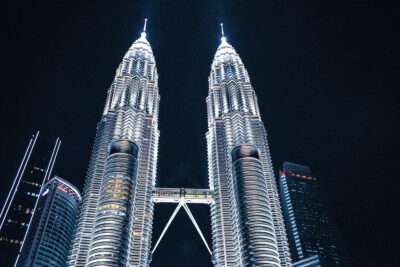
[68,20,292,267]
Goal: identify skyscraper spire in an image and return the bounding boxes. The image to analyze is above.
[143,18,148,32]
[141,18,148,38]
[220,22,227,42]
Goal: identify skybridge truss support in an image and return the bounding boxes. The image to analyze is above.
[151,200,184,255]
[182,201,212,255]
[151,192,213,258]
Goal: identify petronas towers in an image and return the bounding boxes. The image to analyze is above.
[68,21,292,267]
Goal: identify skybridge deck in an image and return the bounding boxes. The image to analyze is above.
[152,187,213,204]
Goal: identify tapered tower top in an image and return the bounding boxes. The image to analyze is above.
[124,18,154,61]
[212,23,242,68]
[104,18,159,115]
[208,23,250,88]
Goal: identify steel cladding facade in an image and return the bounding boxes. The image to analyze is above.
[232,144,280,266]
[68,31,160,267]
[206,38,291,266]
[87,140,138,266]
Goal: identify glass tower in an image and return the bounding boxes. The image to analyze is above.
[68,21,159,267]
[279,162,342,266]
[206,30,291,267]
[17,176,81,267]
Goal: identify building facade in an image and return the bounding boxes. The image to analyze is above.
[17,177,81,267]
[68,23,160,267]
[279,162,341,266]
[292,255,321,267]
[0,132,60,267]
[206,33,291,266]
[86,140,139,266]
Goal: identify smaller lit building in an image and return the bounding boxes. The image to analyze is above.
[279,162,342,266]
[17,176,81,267]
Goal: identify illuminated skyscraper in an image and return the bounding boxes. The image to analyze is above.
[68,20,160,267]
[206,25,291,266]
[17,176,81,267]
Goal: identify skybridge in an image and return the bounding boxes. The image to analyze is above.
[152,187,213,205]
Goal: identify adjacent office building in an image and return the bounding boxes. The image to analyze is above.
[279,162,342,266]
[206,30,291,266]
[0,132,60,267]
[17,177,81,267]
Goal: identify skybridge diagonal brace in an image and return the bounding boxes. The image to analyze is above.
[152,200,183,255]
[182,202,212,255]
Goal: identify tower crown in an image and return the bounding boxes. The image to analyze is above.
[212,23,239,66]
[103,19,159,116]
[125,18,155,65]
[209,24,249,88]
[213,40,237,64]
[206,24,258,123]
[114,18,157,80]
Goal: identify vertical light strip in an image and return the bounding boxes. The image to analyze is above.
[14,137,60,267]
[47,139,61,181]
[43,138,60,181]
[0,131,39,231]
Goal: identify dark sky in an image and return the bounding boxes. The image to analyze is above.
[2,0,399,266]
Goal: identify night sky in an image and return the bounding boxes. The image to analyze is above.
[2,0,399,266]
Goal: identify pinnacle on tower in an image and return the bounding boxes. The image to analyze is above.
[220,23,227,43]
[141,18,148,38]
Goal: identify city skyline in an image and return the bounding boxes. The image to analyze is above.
[2,1,398,266]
